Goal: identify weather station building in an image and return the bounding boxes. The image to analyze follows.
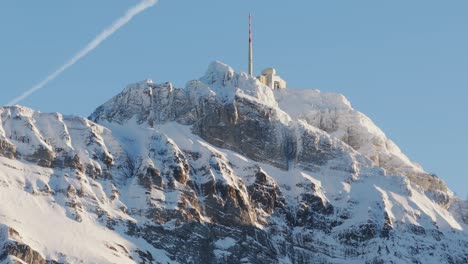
[247,14,287,90]
[257,68,287,90]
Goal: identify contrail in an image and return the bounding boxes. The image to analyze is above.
[7,0,158,106]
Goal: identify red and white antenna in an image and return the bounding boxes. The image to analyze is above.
[248,13,253,76]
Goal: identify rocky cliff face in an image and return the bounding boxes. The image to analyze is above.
[0,62,467,263]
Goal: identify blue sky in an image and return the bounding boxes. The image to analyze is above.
[1,0,467,198]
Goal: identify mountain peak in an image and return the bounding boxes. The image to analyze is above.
[90,62,444,193]
[1,62,467,263]
[200,61,236,86]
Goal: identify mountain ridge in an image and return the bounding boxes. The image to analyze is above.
[0,61,467,263]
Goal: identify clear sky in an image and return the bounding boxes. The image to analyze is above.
[1,0,467,198]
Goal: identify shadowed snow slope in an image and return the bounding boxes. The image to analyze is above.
[0,62,467,263]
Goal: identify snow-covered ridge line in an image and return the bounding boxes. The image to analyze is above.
[0,62,467,263]
[0,105,129,181]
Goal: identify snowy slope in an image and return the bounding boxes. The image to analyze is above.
[0,62,467,263]
[0,107,175,263]
[274,89,448,193]
[0,157,170,264]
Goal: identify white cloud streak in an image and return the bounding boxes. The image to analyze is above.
[7,0,158,106]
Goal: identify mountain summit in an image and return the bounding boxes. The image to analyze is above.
[1,62,467,263]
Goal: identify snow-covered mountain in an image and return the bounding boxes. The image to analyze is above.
[1,62,467,263]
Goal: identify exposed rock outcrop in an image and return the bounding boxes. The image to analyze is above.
[0,225,46,264]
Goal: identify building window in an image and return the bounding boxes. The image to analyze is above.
[274,81,280,89]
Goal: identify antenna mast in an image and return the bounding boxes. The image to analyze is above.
[248,13,253,76]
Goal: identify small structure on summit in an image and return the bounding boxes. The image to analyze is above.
[247,14,287,90]
[257,68,287,90]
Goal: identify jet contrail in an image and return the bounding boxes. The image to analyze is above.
[7,0,158,106]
